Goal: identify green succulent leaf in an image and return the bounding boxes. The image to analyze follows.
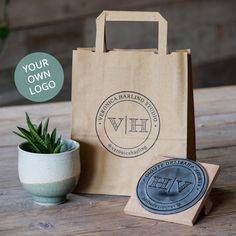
[37,122,42,136]
[27,141,41,153]
[51,128,56,146]
[17,126,32,139]
[46,133,53,153]
[13,131,26,139]
[53,144,62,153]
[25,113,48,149]
[30,139,49,153]
[56,136,61,145]
[43,118,49,137]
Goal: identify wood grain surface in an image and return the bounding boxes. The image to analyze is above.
[0,86,235,235]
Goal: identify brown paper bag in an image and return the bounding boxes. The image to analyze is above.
[71,11,196,195]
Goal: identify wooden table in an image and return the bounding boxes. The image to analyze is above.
[0,86,235,236]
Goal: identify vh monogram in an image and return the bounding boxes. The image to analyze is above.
[108,117,149,133]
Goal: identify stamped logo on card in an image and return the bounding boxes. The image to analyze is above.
[95,91,160,158]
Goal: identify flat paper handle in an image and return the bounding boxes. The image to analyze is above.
[95,11,168,54]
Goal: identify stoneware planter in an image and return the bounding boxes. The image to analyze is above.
[18,139,80,206]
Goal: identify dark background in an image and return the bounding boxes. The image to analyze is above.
[0,0,236,106]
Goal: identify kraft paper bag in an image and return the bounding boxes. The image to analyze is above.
[71,11,196,195]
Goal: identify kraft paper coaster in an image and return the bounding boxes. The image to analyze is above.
[124,156,220,226]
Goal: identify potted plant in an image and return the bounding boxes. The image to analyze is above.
[14,113,80,206]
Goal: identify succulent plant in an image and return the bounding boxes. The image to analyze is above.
[13,112,63,154]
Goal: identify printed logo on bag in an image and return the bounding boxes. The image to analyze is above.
[95,91,160,158]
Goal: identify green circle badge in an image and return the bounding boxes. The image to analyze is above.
[14,52,64,102]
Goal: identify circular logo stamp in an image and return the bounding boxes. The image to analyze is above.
[95,91,160,158]
[136,159,208,215]
[14,52,64,102]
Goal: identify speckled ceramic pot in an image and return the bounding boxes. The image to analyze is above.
[18,139,80,206]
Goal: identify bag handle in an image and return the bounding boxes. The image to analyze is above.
[95,11,168,54]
